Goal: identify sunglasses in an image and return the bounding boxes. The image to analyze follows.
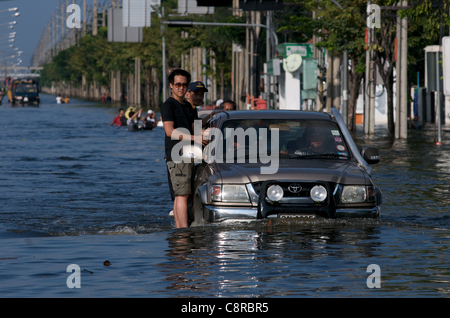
[310,133,324,138]
[173,82,188,88]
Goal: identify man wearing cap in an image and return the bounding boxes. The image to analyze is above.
[186,81,208,108]
[145,109,157,129]
[214,99,223,109]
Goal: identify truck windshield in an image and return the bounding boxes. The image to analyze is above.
[15,84,37,93]
[218,119,351,161]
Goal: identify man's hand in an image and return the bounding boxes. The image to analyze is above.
[193,132,209,146]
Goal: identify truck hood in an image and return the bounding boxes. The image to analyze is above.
[214,159,367,185]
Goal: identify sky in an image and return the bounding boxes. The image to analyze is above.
[0,0,104,67]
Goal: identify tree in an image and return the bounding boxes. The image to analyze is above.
[167,7,247,100]
[371,0,450,136]
[370,0,397,137]
[283,0,369,131]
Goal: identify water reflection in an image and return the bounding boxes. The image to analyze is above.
[160,221,385,297]
[352,125,450,227]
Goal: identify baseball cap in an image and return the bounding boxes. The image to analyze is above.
[147,110,154,114]
[187,81,208,93]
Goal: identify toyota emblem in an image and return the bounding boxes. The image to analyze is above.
[288,183,302,193]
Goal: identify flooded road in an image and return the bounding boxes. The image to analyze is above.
[2,94,450,297]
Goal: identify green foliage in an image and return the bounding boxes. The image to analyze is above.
[41,0,244,90]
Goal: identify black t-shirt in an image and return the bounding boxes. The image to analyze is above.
[161,96,199,161]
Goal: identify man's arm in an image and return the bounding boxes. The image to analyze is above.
[164,121,208,146]
[163,121,194,141]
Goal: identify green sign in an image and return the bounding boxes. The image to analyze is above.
[276,43,314,59]
[302,58,319,100]
[266,59,281,76]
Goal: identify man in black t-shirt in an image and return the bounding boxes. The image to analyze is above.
[161,69,207,228]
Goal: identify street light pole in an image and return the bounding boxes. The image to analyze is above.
[161,7,166,102]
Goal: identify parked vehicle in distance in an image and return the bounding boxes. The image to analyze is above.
[191,108,382,226]
[12,78,40,106]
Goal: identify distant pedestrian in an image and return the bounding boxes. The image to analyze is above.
[145,110,157,129]
[110,107,126,126]
[213,99,223,109]
[102,93,106,103]
[221,100,237,111]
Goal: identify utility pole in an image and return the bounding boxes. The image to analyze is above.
[399,0,408,139]
[395,1,408,139]
[342,50,348,125]
[82,0,86,36]
[161,7,166,103]
[266,10,271,109]
[395,1,401,139]
[61,1,65,50]
[333,55,340,110]
[326,51,333,111]
[93,0,98,36]
[72,0,76,46]
[364,1,375,135]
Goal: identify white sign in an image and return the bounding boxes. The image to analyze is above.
[442,36,450,96]
[123,0,161,27]
[286,45,307,57]
[178,0,214,14]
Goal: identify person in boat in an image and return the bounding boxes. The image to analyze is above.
[110,108,127,127]
[127,109,146,131]
[56,94,62,104]
[144,110,157,130]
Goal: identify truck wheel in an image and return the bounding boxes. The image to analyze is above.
[191,194,206,226]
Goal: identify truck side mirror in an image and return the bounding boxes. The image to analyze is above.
[360,146,380,164]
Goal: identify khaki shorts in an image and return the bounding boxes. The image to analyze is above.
[166,161,194,196]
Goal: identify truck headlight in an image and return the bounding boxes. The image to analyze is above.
[267,184,284,202]
[310,185,327,202]
[341,186,366,203]
[211,184,250,203]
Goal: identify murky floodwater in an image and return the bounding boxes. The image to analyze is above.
[2,94,450,298]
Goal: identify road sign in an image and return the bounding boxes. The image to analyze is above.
[108,8,143,42]
[123,0,160,27]
[302,58,318,100]
[276,43,313,59]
